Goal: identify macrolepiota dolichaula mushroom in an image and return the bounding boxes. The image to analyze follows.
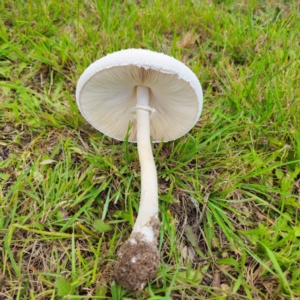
[76,49,203,292]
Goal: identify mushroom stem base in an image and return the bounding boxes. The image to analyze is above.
[114,217,160,292]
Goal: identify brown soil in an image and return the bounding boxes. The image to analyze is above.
[114,217,160,292]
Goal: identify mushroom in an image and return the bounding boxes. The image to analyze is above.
[76,49,203,292]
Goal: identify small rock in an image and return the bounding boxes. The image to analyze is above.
[3,125,14,133]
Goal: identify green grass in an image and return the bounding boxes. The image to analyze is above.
[1,0,300,299]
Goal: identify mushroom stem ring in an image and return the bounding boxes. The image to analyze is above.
[131,103,157,119]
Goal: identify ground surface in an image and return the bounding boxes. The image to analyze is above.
[1,0,300,299]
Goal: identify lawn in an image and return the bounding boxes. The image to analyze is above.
[1,0,300,299]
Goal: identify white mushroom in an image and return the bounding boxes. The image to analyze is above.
[76,49,203,291]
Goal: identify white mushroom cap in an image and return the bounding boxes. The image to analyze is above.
[76,49,203,142]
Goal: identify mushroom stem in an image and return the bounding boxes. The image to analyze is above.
[133,85,159,238]
[114,86,160,292]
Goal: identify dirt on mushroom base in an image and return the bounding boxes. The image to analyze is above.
[114,217,160,292]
